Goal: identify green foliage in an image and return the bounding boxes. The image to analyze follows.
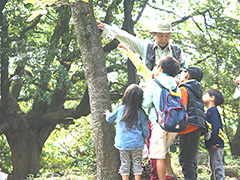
[39,115,96,178]
[3,0,85,106]
[224,154,240,166]
[0,135,12,173]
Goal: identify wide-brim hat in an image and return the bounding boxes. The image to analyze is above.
[150,20,173,33]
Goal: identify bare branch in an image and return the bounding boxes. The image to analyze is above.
[192,17,204,32]
[103,39,120,53]
[194,55,212,65]
[147,2,178,16]
[134,0,148,25]
[172,15,192,26]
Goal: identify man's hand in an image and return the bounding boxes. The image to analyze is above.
[96,20,105,29]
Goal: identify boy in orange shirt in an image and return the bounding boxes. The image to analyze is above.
[178,66,206,180]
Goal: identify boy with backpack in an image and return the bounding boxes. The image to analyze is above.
[202,89,225,180]
[142,56,181,180]
[178,66,206,180]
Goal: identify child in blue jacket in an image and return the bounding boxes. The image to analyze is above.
[203,88,225,180]
[104,84,149,180]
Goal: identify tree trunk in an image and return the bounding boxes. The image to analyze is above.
[6,129,41,180]
[230,124,240,155]
[123,0,136,84]
[71,1,121,180]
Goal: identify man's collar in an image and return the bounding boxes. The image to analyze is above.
[153,41,171,50]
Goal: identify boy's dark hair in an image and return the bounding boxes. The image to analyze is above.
[205,88,224,106]
[186,66,203,82]
[121,84,144,128]
[158,56,180,76]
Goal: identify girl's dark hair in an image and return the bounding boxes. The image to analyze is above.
[120,84,144,129]
[206,88,224,106]
[158,56,180,76]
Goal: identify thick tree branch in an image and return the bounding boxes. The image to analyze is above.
[1,15,10,105]
[35,87,90,128]
[37,124,56,151]
[20,15,42,39]
[0,122,11,135]
[51,6,71,45]
[68,87,90,118]
[10,66,25,100]
[103,0,123,24]
[123,0,135,33]
[103,39,120,53]
[0,0,7,13]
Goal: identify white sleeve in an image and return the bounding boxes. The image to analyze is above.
[102,23,149,62]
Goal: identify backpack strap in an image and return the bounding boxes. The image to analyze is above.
[153,78,180,96]
[153,78,164,89]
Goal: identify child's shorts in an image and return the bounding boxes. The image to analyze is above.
[119,149,143,176]
[149,124,177,159]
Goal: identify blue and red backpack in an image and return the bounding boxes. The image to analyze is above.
[153,78,188,132]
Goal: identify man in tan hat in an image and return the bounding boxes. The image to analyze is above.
[96,20,186,70]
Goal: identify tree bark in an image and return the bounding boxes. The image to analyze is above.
[6,129,41,180]
[230,124,240,155]
[124,0,136,84]
[71,1,121,180]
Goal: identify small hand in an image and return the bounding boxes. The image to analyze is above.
[103,109,110,115]
[118,43,128,51]
[96,20,105,29]
[211,144,219,149]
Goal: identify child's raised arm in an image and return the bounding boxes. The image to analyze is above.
[118,43,152,82]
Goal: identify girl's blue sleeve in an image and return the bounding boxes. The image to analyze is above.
[140,110,150,139]
[106,107,119,123]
